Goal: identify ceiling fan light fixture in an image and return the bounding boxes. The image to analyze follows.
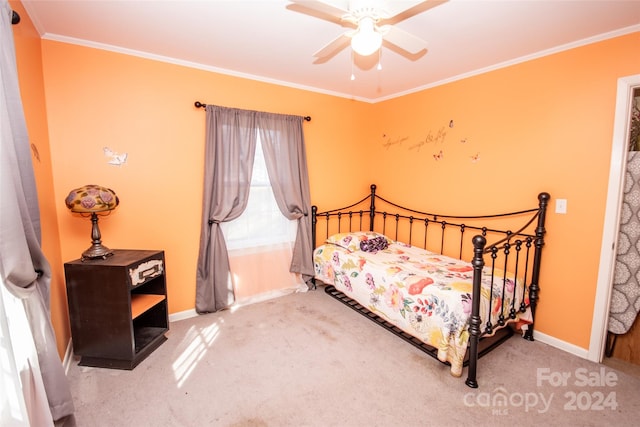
[350,16,382,56]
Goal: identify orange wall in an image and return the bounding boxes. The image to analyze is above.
[367,32,640,349]
[10,0,69,358]
[12,0,640,355]
[39,40,372,320]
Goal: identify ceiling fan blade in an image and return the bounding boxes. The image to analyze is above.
[286,0,350,26]
[381,25,427,55]
[381,0,448,26]
[312,32,352,63]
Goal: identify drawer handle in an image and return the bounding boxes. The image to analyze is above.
[129,259,163,286]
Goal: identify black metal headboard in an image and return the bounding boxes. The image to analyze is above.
[312,184,549,259]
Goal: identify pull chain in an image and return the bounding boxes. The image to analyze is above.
[350,51,356,81]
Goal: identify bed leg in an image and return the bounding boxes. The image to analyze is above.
[465,235,486,388]
[523,267,539,342]
[466,329,480,388]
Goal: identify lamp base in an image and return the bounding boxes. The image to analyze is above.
[81,243,114,261]
[80,211,114,261]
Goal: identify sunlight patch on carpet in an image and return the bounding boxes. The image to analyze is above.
[172,322,220,387]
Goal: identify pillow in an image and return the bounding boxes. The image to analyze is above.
[359,236,389,253]
[325,231,391,252]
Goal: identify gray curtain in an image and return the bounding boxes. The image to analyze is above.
[195,105,312,313]
[609,150,640,334]
[195,106,257,313]
[0,1,74,421]
[258,114,314,280]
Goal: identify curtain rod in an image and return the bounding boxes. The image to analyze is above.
[194,101,311,122]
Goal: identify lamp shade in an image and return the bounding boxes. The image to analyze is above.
[65,185,119,261]
[65,185,119,213]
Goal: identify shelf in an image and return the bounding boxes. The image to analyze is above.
[134,327,168,353]
[131,294,165,319]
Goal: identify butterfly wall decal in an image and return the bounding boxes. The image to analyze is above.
[103,146,128,166]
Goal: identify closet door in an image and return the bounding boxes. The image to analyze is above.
[608,88,640,367]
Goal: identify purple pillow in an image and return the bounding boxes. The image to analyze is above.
[360,236,389,253]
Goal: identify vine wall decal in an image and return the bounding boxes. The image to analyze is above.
[381,120,481,163]
[381,135,409,149]
[409,126,448,152]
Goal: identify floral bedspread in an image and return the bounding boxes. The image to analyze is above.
[313,233,530,377]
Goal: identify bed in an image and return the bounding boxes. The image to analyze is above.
[311,185,550,388]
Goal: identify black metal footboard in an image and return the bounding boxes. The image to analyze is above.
[311,184,550,388]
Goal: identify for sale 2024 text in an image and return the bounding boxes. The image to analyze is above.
[537,367,618,411]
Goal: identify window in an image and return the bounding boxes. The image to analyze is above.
[221,139,296,251]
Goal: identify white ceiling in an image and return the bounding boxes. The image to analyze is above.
[21,0,640,103]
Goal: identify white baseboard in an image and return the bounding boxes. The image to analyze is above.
[534,331,589,360]
[169,308,198,323]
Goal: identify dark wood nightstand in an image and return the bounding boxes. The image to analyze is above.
[64,249,169,369]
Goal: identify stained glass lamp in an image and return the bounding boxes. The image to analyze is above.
[65,185,119,261]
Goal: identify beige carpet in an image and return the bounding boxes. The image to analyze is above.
[61,285,640,427]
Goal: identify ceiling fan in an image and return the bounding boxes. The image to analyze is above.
[287,0,448,63]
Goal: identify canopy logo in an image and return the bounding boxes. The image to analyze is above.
[463,387,553,415]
